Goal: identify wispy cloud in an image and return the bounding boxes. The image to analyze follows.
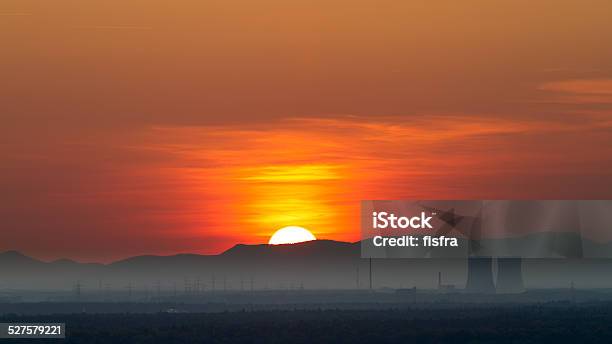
[538,79,612,105]
[540,79,612,95]
[73,25,153,30]
[0,12,32,16]
[124,113,612,245]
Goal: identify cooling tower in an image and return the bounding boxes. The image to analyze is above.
[495,257,525,294]
[465,257,495,293]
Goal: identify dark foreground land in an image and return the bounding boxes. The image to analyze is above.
[2,303,612,344]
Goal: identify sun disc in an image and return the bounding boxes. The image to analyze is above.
[268,226,316,245]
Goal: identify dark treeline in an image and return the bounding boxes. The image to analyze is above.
[2,303,612,343]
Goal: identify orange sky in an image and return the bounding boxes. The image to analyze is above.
[2,1,612,261]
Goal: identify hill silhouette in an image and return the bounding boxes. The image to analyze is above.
[2,235,612,293]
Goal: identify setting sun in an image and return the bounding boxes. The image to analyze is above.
[268,226,317,245]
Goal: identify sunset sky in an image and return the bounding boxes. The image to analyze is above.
[2,0,612,262]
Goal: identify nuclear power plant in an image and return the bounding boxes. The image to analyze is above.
[465,257,524,294]
[465,257,496,293]
[496,258,525,294]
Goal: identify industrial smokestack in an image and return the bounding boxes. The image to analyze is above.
[465,257,495,293]
[495,258,524,294]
